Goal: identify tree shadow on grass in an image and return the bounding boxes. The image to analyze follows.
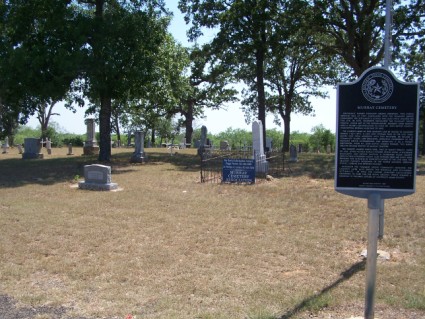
[0,150,201,188]
[279,259,366,319]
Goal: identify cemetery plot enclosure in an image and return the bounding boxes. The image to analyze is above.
[200,148,285,183]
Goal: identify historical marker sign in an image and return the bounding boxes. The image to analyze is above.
[222,158,255,184]
[335,67,420,199]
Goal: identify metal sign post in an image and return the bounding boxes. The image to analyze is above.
[365,193,381,319]
[335,66,419,319]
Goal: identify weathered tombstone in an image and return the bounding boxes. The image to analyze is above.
[289,144,298,162]
[252,120,268,173]
[266,137,272,152]
[17,144,23,154]
[200,125,207,147]
[1,137,9,154]
[46,138,52,155]
[220,140,230,151]
[83,118,99,155]
[130,131,146,163]
[78,164,118,191]
[67,143,73,155]
[22,138,43,159]
[198,126,208,156]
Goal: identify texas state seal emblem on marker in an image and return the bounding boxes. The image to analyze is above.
[361,72,394,103]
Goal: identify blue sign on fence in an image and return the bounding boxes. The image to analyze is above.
[222,158,256,184]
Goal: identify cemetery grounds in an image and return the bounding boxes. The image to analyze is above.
[0,147,424,319]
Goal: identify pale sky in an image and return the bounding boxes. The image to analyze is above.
[27,0,337,135]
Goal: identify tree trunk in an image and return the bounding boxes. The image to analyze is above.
[151,128,155,145]
[184,101,194,147]
[114,116,121,145]
[98,94,112,161]
[283,113,290,152]
[422,108,425,156]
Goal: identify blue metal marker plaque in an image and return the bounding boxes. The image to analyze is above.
[335,67,420,199]
[222,159,255,184]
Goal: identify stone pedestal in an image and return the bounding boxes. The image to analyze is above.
[83,118,99,155]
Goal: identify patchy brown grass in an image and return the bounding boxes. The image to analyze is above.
[0,147,424,319]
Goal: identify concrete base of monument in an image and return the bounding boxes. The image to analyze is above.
[22,153,44,159]
[78,181,118,191]
[82,146,99,156]
[130,152,146,163]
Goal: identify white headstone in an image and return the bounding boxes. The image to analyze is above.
[252,120,264,157]
[252,120,268,173]
[46,138,52,155]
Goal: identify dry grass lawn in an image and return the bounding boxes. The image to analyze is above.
[0,147,424,319]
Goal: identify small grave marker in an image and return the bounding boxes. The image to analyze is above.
[78,164,118,191]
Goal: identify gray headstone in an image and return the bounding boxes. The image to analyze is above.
[83,118,99,155]
[78,164,118,191]
[22,138,43,159]
[289,144,298,162]
[266,137,272,152]
[220,140,230,151]
[67,143,73,155]
[130,131,146,163]
[1,137,8,154]
[200,126,207,147]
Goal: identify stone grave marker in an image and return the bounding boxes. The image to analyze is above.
[220,140,230,151]
[130,131,146,163]
[266,137,272,152]
[67,143,74,155]
[45,138,52,155]
[83,118,99,155]
[252,120,268,173]
[289,144,298,162]
[78,164,118,191]
[2,137,9,154]
[22,138,43,159]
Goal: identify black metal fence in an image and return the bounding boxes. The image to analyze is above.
[200,147,285,183]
